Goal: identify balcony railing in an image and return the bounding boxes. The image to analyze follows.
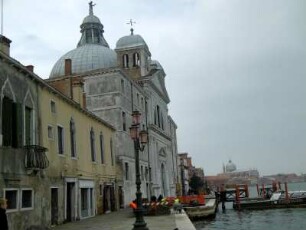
[24,145,49,170]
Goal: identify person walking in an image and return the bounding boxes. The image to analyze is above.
[0,198,8,230]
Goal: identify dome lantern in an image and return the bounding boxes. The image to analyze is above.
[49,2,117,79]
[77,1,109,48]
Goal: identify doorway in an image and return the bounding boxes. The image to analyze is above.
[119,186,124,209]
[66,182,75,222]
[51,188,58,225]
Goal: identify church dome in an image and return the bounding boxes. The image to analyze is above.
[49,2,117,78]
[49,45,117,78]
[116,34,148,50]
[82,14,101,24]
[226,160,237,172]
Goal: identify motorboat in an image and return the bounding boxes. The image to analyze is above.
[233,190,306,210]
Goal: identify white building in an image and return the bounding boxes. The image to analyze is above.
[48,3,179,207]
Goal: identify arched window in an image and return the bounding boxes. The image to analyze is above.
[123,54,129,68]
[93,29,100,43]
[70,118,76,157]
[161,164,166,196]
[161,112,164,130]
[122,111,126,131]
[85,29,91,43]
[157,105,160,127]
[90,127,96,162]
[24,90,35,146]
[1,79,19,148]
[2,96,18,147]
[133,52,140,67]
[141,98,144,110]
[154,109,157,125]
[121,79,125,93]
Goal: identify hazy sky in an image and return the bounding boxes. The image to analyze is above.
[2,0,306,176]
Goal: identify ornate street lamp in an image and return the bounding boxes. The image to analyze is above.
[180,158,186,196]
[129,111,149,230]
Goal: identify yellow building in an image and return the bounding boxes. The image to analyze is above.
[0,34,117,229]
[39,74,117,223]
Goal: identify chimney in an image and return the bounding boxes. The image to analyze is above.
[65,59,72,76]
[26,65,34,72]
[0,35,12,56]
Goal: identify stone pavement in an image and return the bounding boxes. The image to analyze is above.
[52,209,196,230]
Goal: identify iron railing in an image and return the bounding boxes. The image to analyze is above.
[23,145,49,170]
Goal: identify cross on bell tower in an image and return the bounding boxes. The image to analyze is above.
[127,19,136,35]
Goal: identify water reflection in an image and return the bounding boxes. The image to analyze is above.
[193,204,306,230]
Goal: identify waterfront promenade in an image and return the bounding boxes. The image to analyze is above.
[53,209,196,230]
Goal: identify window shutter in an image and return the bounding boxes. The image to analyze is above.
[15,103,23,147]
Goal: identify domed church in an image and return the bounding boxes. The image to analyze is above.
[47,2,178,211]
[50,4,117,78]
[225,160,237,173]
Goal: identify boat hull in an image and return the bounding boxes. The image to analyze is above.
[184,198,217,220]
[233,198,306,210]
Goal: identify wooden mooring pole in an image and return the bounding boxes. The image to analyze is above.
[235,185,241,210]
[285,182,289,203]
[262,184,265,198]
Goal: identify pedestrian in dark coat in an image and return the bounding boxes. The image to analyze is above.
[0,198,8,230]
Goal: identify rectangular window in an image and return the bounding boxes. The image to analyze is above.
[122,112,126,131]
[121,79,125,93]
[141,98,144,110]
[149,167,152,181]
[90,128,96,162]
[70,120,76,158]
[110,139,114,166]
[51,100,56,114]
[125,162,129,180]
[21,189,33,210]
[48,125,53,139]
[4,189,18,212]
[57,126,64,154]
[137,93,139,105]
[100,133,104,164]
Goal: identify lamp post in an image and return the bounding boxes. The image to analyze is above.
[129,111,149,230]
[180,158,185,196]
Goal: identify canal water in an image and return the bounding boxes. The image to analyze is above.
[193,182,306,230]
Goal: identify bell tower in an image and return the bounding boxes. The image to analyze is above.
[115,21,151,79]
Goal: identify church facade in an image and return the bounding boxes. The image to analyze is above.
[48,3,179,207]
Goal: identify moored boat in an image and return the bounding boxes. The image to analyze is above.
[233,190,306,210]
[184,195,217,220]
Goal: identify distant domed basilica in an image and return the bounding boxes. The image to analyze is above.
[219,159,259,185]
[225,160,237,173]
